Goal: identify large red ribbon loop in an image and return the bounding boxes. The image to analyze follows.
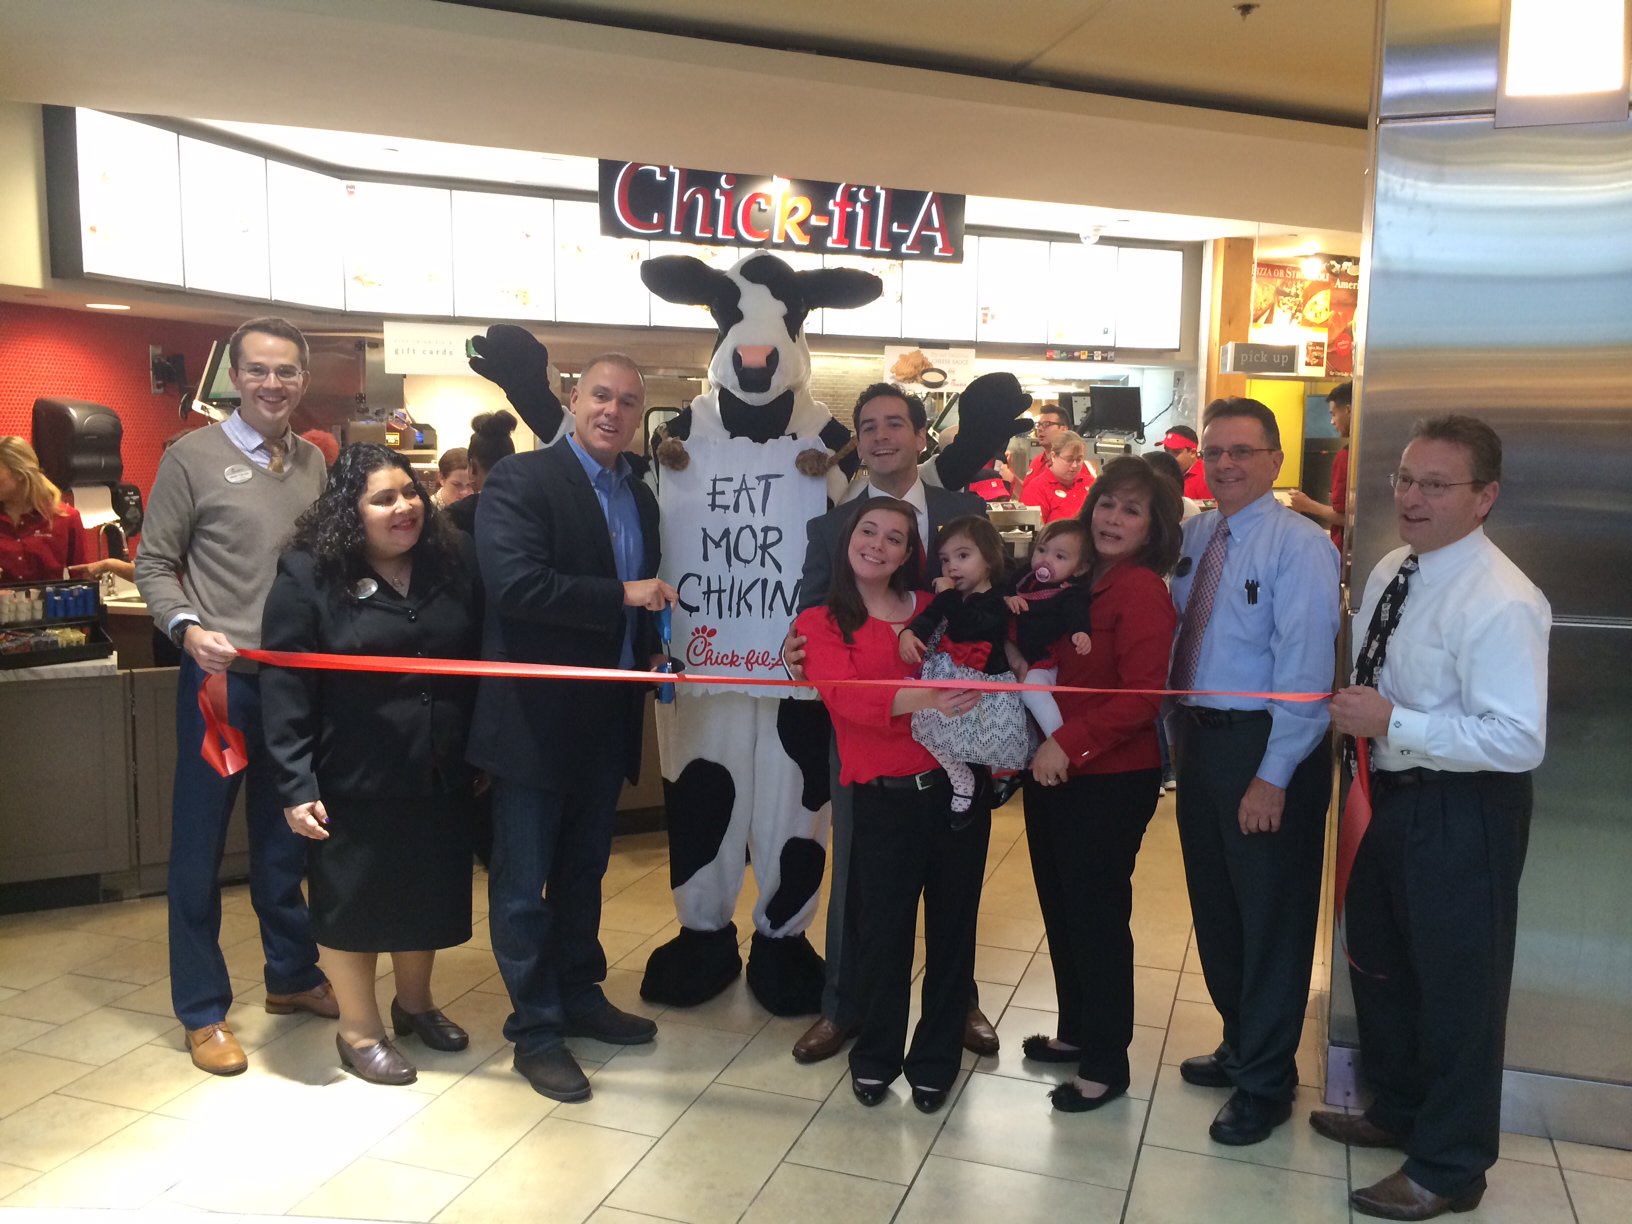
[1334,738,1383,977]
[198,671,250,778]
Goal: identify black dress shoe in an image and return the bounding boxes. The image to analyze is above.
[1179,1052,1233,1088]
[390,998,469,1052]
[1350,1171,1485,1220]
[563,1001,657,1046]
[1049,1079,1128,1113]
[911,1085,948,1114]
[336,1034,417,1085]
[1021,1034,1080,1063]
[852,1077,889,1107]
[1209,1089,1293,1146]
[962,1008,1000,1057]
[514,1047,591,1102]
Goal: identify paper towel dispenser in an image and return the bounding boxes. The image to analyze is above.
[30,398,124,489]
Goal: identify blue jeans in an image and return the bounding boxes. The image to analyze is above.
[488,758,625,1056]
[168,657,323,1028]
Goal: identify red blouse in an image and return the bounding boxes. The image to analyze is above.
[795,591,938,785]
[1021,465,1093,524]
[1046,560,1177,776]
[0,503,86,583]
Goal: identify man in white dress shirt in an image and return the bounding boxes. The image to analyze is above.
[1312,415,1550,1222]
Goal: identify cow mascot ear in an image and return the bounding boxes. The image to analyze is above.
[793,266,883,313]
[930,371,1035,490]
[641,256,743,471]
[466,325,568,444]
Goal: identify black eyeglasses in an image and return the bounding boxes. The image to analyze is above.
[1200,445,1275,463]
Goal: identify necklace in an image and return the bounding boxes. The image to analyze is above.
[371,558,411,594]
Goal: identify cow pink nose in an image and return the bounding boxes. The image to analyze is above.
[736,345,774,368]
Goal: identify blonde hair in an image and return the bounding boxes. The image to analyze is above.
[1050,430,1088,459]
[0,437,63,519]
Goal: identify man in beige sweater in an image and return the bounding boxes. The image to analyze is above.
[135,317,335,1075]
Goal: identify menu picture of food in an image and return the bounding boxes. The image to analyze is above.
[1249,256,1360,377]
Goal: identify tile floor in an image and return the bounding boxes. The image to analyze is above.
[1,796,1628,1223]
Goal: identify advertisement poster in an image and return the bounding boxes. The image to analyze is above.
[658,436,826,694]
[882,345,977,392]
[1250,256,1359,377]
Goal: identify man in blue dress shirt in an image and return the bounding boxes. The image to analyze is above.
[1165,397,1341,1146]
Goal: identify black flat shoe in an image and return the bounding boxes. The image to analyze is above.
[911,1085,949,1114]
[563,1001,658,1046]
[852,1077,889,1107]
[1049,1079,1127,1113]
[390,998,469,1052]
[336,1034,417,1085]
[1209,1088,1292,1146]
[1021,1034,1081,1063]
[1179,1052,1233,1088]
[514,1046,591,1102]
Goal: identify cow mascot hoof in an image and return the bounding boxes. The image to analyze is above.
[640,923,743,1007]
[745,931,825,1017]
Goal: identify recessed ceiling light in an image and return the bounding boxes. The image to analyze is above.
[85,302,130,310]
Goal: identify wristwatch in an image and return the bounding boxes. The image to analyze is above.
[169,619,198,650]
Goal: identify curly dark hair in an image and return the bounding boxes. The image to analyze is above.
[286,443,465,590]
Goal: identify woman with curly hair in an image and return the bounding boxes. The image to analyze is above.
[261,443,482,1085]
[0,436,88,581]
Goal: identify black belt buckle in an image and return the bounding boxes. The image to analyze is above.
[1186,705,1267,730]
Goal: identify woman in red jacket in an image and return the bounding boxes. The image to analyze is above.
[1018,456,1182,1112]
[0,437,87,582]
[794,498,982,1116]
[1020,430,1095,523]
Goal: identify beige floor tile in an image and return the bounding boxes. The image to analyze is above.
[0,973,137,1024]
[1130,917,1192,972]
[1498,1129,1559,1167]
[291,1156,470,1221]
[932,1068,1148,1190]
[600,895,682,936]
[587,1209,683,1224]
[65,897,171,942]
[974,913,1044,953]
[972,979,1014,1023]
[1125,1143,1347,1224]
[221,988,321,1053]
[714,1014,849,1101]
[1176,970,1210,1005]
[970,944,1031,987]
[785,1071,970,1185]
[568,1022,751,1137]
[221,933,274,980]
[0,1160,37,1198]
[0,986,16,1002]
[1160,998,1223,1064]
[0,1049,92,1118]
[1557,1138,1632,1179]
[0,1013,54,1054]
[1183,939,1204,975]
[434,1116,653,1224]
[1142,1071,1344,1179]
[657,973,773,1037]
[1131,965,1181,1029]
[109,975,232,1019]
[611,922,682,972]
[739,1161,905,1224]
[1,1113,206,1209]
[895,1154,1124,1224]
[607,1083,817,1223]
[0,928,135,991]
[72,938,172,986]
[598,926,650,967]
[19,1004,176,1067]
[56,1042,211,1112]
[0,1092,143,1172]
[375,987,513,1096]
[1006,952,1056,1010]
[1568,1168,1632,1224]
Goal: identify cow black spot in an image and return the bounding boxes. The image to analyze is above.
[764,837,826,931]
[719,387,796,441]
[777,698,833,811]
[663,759,735,890]
[739,253,810,340]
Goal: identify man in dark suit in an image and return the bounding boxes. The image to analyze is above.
[469,353,677,1103]
[789,383,997,1064]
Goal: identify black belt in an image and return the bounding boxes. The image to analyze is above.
[864,768,946,792]
[1372,766,1488,792]
[1182,706,1271,729]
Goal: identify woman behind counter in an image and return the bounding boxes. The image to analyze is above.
[1020,456,1180,1112]
[1020,429,1095,524]
[261,443,482,1086]
[0,437,87,582]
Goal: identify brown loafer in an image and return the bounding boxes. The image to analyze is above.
[792,1017,857,1064]
[185,1022,247,1076]
[1310,1110,1404,1148]
[265,979,340,1019]
[336,1034,417,1085]
[1350,1170,1485,1220]
[963,1007,1000,1057]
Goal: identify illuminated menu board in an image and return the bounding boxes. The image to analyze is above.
[1114,246,1184,350]
[180,137,269,300]
[75,110,184,285]
[1046,242,1118,346]
[266,161,346,309]
[818,254,903,339]
[452,190,554,320]
[553,200,650,326]
[342,181,454,316]
[976,236,1050,344]
[646,241,731,330]
[900,238,979,341]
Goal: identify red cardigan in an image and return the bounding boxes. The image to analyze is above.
[1046,560,1176,775]
[1021,465,1093,524]
[0,503,86,582]
[795,592,938,785]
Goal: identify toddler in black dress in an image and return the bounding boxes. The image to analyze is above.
[1006,518,1096,737]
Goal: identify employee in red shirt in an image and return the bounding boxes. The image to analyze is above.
[1162,426,1213,501]
[1020,403,1073,485]
[1288,382,1352,551]
[1021,431,1095,523]
[795,498,984,1116]
[1017,457,1181,1113]
[0,437,87,582]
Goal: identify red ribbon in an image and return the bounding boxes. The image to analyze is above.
[197,671,249,777]
[1334,737,1381,976]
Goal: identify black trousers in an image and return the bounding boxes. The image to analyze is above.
[1171,712,1331,1102]
[1348,770,1531,1198]
[1023,767,1160,1087]
[848,774,990,1092]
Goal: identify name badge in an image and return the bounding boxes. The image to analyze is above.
[351,578,379,601]
[224,464,254,485]
[1174,556,1194,578]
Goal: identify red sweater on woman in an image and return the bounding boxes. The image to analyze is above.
[795,591,938,785]
[1046,560,1176,775]
[0,503,85,582]
[1020,465,1092,524]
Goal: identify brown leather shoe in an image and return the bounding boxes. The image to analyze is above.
[265,979,340,1018]
[962,1007,1000,1057]
[1351,1171,1486,1221]
[336,1034,417,1086]
[792,1017,857,1064]
[185,1022,247,1076]
[1310,1109,1404,1148]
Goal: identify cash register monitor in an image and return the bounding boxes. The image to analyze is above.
[1082,385,1143,434]
[188,340,239,421]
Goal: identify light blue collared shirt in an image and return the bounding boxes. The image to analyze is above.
[1170,491,1340,788]
[221,411,292,470]
[566,434,643,669]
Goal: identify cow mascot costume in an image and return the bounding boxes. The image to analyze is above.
[469,250,1029,1015]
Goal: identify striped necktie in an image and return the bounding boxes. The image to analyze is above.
[1169,518,1230,693]
[266,438,288,475]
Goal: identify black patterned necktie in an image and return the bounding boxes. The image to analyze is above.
[1343,553,1419,775]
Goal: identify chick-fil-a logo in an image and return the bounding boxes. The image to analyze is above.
[686,625,782,673]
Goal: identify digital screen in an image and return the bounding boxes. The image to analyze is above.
[976,236,1049,344]
[1114,246,1184,350]
[343,180,454,316]
[1046,242,1118,346]
[75,109,184,285]
[1084,385,1144,433]
[267,161,345,309]
[452,190,554,320]
[900,239,979,342]
[180,136,269,299]
[554,199,650,326]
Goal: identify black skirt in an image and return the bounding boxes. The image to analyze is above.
[307,789,473,952]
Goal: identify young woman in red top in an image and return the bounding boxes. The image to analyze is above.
[1018,456,1182,1112]
[0,437,87,583]
[1020,430,1095,524]
[794,498,983,1115]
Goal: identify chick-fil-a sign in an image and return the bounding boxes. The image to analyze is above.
[600,161,964,263]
